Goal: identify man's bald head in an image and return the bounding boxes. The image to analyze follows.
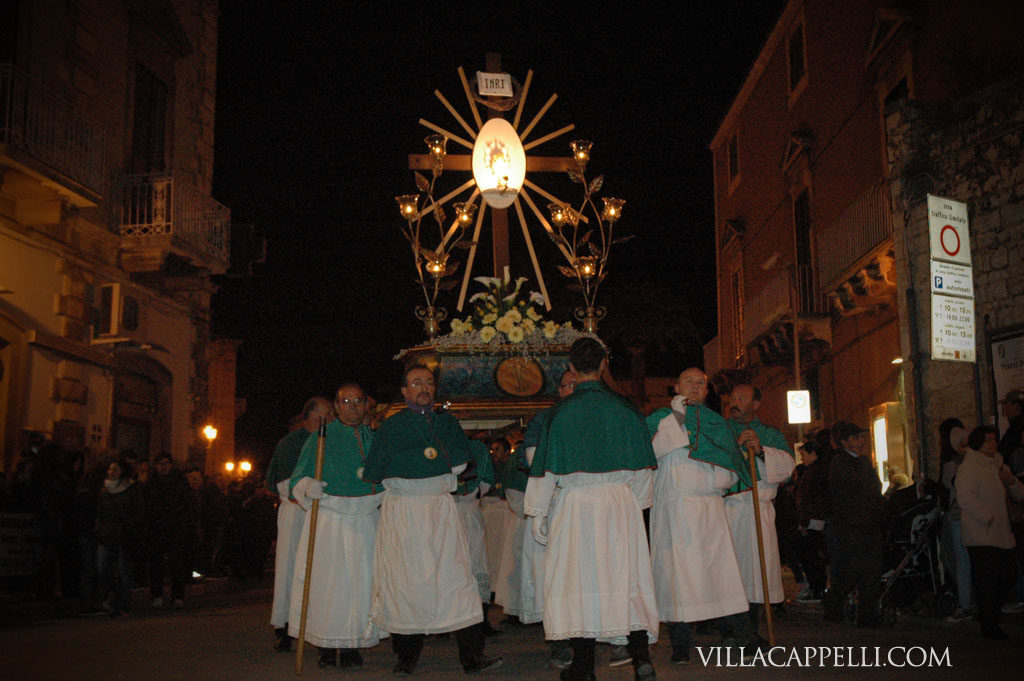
[675,368,708,405]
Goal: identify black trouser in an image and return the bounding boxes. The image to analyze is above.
[666,621,693,652]
[149,532,187,600]
[799,528,828,595]
[825,528,882,624]
[391,623,484,670]
[717,608,758,645]
[567,631,649,680]
[967,545,1019,636]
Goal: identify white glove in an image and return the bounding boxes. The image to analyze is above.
[294,477,326,505]
[306,479,327,499]
[531,515,549,546]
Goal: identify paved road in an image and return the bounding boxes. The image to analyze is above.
[2,581,1020,680]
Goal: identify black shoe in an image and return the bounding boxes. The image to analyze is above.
[670,648,690,664]
[338,650,363,668]
[559,670,596,681]
[274,627,291,652]
[393,658,417,675]
[634,662,656,681]
[318,649,337,668]
[464,656,503,673]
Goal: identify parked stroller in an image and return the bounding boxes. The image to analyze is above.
[875,486,957,624]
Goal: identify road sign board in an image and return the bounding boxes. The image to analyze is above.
[930,260,974,298]
[931,292,976,362]
[928,194,971,264]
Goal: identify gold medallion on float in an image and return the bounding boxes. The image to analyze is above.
[424,446,438,460]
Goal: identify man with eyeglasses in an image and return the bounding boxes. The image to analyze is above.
[363,364,502,675]
[289,384,384,668]
[266,396,333,652]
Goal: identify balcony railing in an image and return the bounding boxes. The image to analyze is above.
[0,63,107,196]
[122,174,231,265]
[815,182,893,289]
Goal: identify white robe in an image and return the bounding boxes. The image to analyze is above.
[271,481,305,628]
[480,495,509,591]
[454,491,490,602]
[723,447,795,604]
[287,493,385,648]
[370,475,483,634]
[649,398,749,622]
[525,470,659,641]
[493,489,527,614]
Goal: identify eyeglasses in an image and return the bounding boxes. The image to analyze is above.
[409,379,436,388]
[338,398,366,406]
[559,381,576,389]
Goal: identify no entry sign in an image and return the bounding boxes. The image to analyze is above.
[928,195,971,265]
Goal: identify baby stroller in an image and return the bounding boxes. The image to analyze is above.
[874,489,957,624]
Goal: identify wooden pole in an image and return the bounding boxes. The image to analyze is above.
[747,445,775,646]
[295,419,327,675]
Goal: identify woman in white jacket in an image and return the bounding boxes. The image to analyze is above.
[954,425,1024,639]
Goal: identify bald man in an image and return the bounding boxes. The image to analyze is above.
[266,396,334,651]
[646,368,752,664]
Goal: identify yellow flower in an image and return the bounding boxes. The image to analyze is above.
[482,312,497,324]
[521,318,536,335]
[495,314,515,334]
[506,309,522,323]
[543,320,559,339]
[479,326,497,343]
[507,326,525,343]
[526,307,541,321]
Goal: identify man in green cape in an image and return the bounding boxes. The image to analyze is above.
[722,383,795,639]
[362,364,502,675]
[525,338,659,681]
[266,396,333,651]
[288,384,384,668]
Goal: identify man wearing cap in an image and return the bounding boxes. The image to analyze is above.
[998,389,1024,460]
[266,396,334,651]
[362,364,502,675]
[526,338,659,681]
[289,384,384,668]
[824,421,885,626]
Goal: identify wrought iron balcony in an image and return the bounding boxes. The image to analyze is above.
[815,181,893,290]
[121,174,231,269]
[0,63,107,201]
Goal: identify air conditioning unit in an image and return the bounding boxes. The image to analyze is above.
[93,283,143,340]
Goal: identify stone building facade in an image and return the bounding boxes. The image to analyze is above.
[705,0,1024,484]
[886,77,1024,474]
[0,0,231,470]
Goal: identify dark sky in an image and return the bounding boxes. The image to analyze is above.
[211,1,786,457]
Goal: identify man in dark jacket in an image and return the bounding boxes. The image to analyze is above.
[146,452,192,609]
[824,422,885,626]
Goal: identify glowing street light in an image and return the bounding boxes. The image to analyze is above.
[224,461,235,472]
[239,460,252,473]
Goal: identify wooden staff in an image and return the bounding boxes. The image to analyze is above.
[746,444,775,646]
[295,419,327,675]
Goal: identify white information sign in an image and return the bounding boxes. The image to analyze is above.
[928,194,971,264]
[992,332,1024,435]
[930,260,974,297]
[931,293,976,362]
[787,390,812,424]
[476,71,513,97]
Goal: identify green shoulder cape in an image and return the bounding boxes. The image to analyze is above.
[645,403,752,488]
[362,408,471,482]
[457,440,496,496]
[530,381,656,476]
[289,421,379,497]
[266,428,312,491]
[724,417,793,494]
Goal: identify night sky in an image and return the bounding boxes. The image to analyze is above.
[211,1,787,458]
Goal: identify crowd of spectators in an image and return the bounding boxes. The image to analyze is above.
[0,438,276,616]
